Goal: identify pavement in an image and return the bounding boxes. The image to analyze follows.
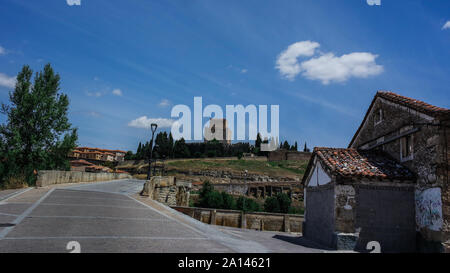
[0,179,326,253]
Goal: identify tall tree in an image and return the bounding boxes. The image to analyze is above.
[0,64,78,184]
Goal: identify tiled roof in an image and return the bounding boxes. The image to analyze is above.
[70,159,94,166]
[377,91,450,117]
[311,147,415,181]
[349,90,450,148]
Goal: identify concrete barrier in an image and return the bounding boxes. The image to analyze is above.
[36,170,132,187]
[171,206,304,233]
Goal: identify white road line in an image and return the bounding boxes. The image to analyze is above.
[0,212,20,217]
[125,195,206,237]
[26,215,173,222]
[38,202,150,210]
[0,188,55,239]
[0,188,33,202]
[2,236,207,240]
[44,195,137,203]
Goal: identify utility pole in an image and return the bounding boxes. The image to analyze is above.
[147,123,158,180]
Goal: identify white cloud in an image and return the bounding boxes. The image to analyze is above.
[112,89,122,96]
[366,0,381,6]
[442,21,450,30]
[158,99,170,107]
[0,73,16,88]
[276,40,383,84]
[300,52,383,84]
[66,0,81,6]
[128,116,175,129]
[275,40,320,80]
[241,69,248,74]
[86,91,104,97]
[0,46,6,55]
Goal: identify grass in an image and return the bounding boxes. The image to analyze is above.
[167,159,309,178]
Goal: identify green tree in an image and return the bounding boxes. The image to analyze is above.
[173,138,190,158]
[236,196,260,212]
[0,64,78,185]
[264,193,292,213]
[221,191,236,210]
[264,196,280,213]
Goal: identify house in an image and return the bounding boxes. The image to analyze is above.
[68,147,127,162]
[302,91,449,252]
[70,159,94,172]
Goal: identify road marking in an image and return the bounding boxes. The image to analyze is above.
[126,195,206,237]
[0,212,20,217]
[0,188,33,202]
[38,202,150,210]
[2,236,208,240]
[26,215,173,222]
[0,188,55,239]
[44,195,137,203]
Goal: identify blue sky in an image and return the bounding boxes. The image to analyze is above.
[0,0,449,152]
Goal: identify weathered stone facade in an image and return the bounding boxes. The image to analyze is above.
[349,93,449,251]
[140,176,191,207]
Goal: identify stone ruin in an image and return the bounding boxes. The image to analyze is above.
[140,176,192,207]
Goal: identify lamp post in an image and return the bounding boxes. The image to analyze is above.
[147,123,158,180]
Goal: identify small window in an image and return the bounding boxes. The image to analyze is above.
[374,108,383,125]
[400,135,413,161]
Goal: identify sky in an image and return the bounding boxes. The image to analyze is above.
[0,0,449,152]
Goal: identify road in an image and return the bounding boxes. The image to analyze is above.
[0,179,325,253]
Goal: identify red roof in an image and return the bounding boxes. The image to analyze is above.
[377,91,450,117]
[303,147,415,184]
[349,91,450,148]
[70,159,95,166]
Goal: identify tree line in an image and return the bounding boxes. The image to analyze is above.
[125,132,309,160]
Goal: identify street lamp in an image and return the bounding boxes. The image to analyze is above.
[147,123,158,180]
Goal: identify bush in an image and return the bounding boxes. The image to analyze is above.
[264,193,292,213]
[264,196,280,213]
[236,196,260,212]
[221,191,236,210]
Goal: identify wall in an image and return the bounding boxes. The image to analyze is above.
[172,206,303,233]
[36,170,132,187]
[304,185,335,248]
[268,150,312,162]
[141,176,191,207]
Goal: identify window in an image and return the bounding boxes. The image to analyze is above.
[400,135,413,161]
[374,108,383,125]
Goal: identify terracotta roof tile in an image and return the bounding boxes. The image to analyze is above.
[313,147,415,181]
[377,91,449,118]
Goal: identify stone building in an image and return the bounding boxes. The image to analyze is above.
[204,118,232,145]
[302,91,449,252]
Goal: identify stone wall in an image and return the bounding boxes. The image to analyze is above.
[36,170,132,187]
[268,150,312,162]
[141,176,191,207]
[172,206,303,233]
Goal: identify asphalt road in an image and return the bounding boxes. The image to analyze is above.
[0,179,324,253]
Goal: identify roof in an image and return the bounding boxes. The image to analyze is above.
[377,91,450,117]
[302,147,415,185]
[75,147,127,154]
[349,91,450,147]
[70,159,94,166]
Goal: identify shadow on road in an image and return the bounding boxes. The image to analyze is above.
[272,234,334,251]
